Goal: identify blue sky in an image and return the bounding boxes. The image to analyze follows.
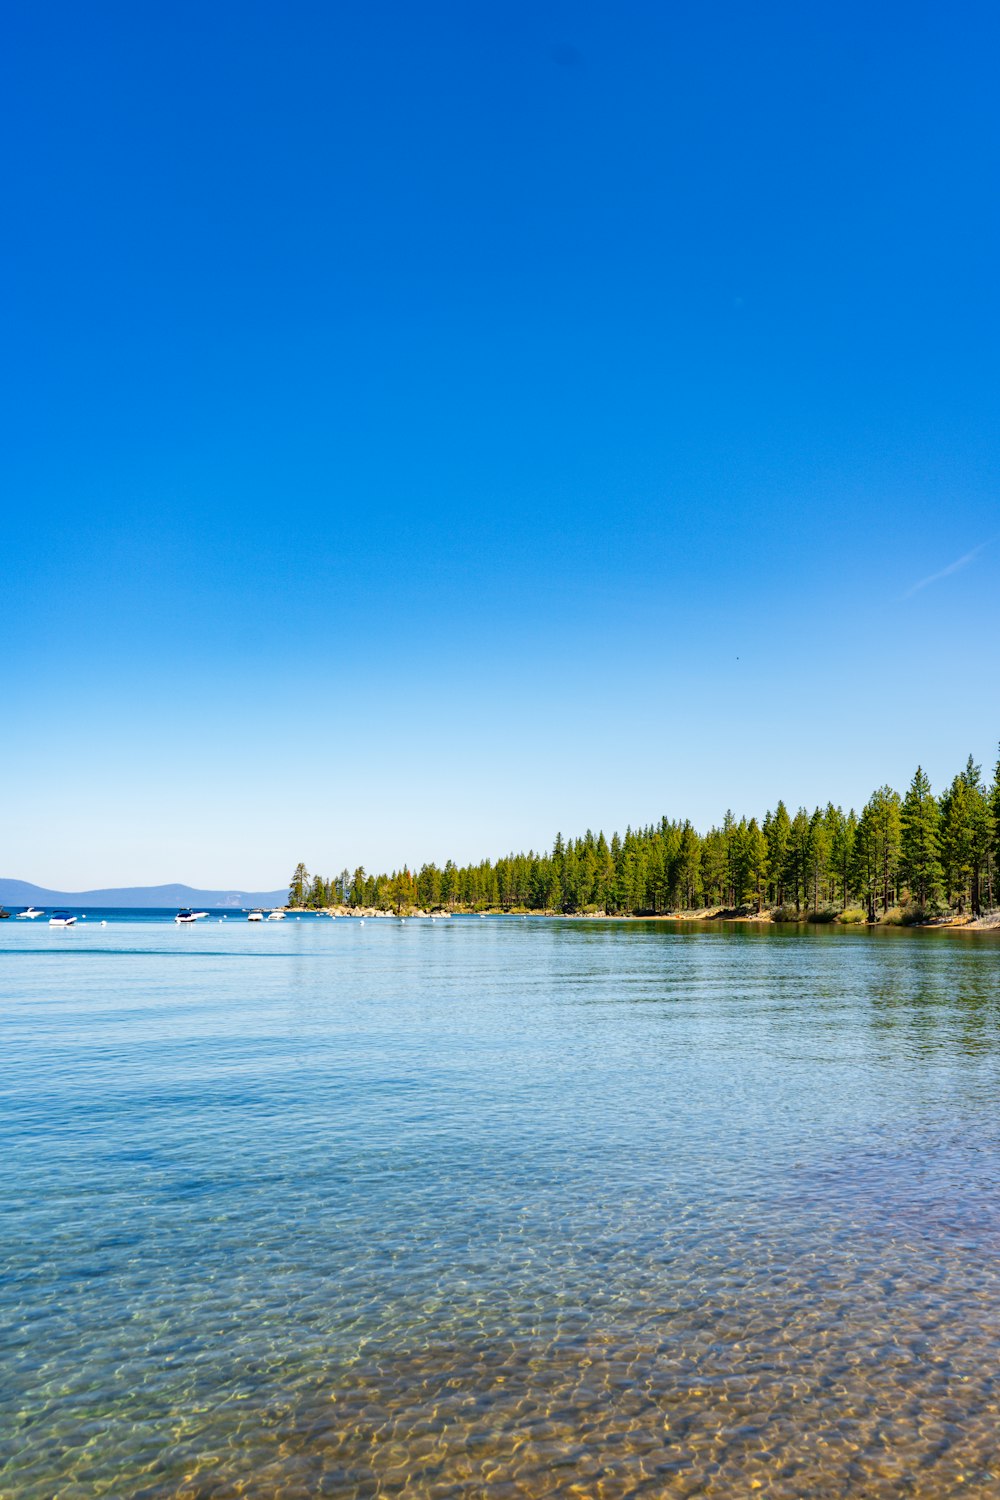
[2,0,998,889]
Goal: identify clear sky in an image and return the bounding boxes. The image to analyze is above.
[3,0,998,890]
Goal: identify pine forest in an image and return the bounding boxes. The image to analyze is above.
[288,750,1000,923]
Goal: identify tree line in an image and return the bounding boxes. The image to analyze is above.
[287,748,1000,921]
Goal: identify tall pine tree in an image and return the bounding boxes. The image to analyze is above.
[900,766,942,908]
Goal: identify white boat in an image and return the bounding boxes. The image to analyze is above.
[248,909,265,922]
[175,909,198,924]
[17,907,44,920]
[267,909,286,921]
[49,911,76,927]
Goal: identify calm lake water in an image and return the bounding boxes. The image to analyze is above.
[2,916,999,1498]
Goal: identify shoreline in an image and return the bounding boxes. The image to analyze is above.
[286,904,1000,932]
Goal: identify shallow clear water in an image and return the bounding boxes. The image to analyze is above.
[2,916,999,1498]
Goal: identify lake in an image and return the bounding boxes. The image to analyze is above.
[2,916,998,1497]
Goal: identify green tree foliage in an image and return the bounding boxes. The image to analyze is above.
[940,775,973,914]
[961,756,994,917]
[900,766,942,908]
[296,748,998,919]
[806,807,831,912]
[288,862,310,907]
[785,808,811,912]
[764,802,791,905]
[868,785,902,914]
[852,800,880,921]
[746,818,768,912]
[827,805,856,910]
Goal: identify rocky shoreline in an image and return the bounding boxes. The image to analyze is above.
[286,904,1000,930]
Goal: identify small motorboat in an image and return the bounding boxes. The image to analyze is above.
[49,911,77,927]
[17,907,44,920]
[175,909,197,924]
[267,909,286,921]
[248,909,265,922]
[0,908,10,920]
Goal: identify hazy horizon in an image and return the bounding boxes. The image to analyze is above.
[6,735,999,893]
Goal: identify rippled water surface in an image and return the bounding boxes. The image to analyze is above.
[2,916,1000,1498]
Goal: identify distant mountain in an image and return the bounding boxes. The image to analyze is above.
[0,879,288,909]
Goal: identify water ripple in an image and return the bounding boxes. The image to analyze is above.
[2,919,999,1496]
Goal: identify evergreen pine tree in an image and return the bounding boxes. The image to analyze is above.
[870,786,902,912]
[940,776,973,913]
[989,745,1000,910]
[806,807,830,912]
[899,766,942,909]
[747,818,768,912]
[289,862,309,907]
[787,808,811,912]
[852,802,879,920]
[766,802,792,905]
[960,756,994,917]
[677,821,702,909]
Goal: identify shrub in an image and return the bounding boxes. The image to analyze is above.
[880,906,904,925]
[770,902,802,923]
[806,905,839,923]
[838,908,867,924]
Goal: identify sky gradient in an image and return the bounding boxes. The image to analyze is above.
[3,0,998,889]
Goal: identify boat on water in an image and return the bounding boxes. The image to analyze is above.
[49,911,77,927]
[17,907,45,920]
[0,908,10,920]
[175,909,197,924]
[248,909,265,922]
[267,909,286,921]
